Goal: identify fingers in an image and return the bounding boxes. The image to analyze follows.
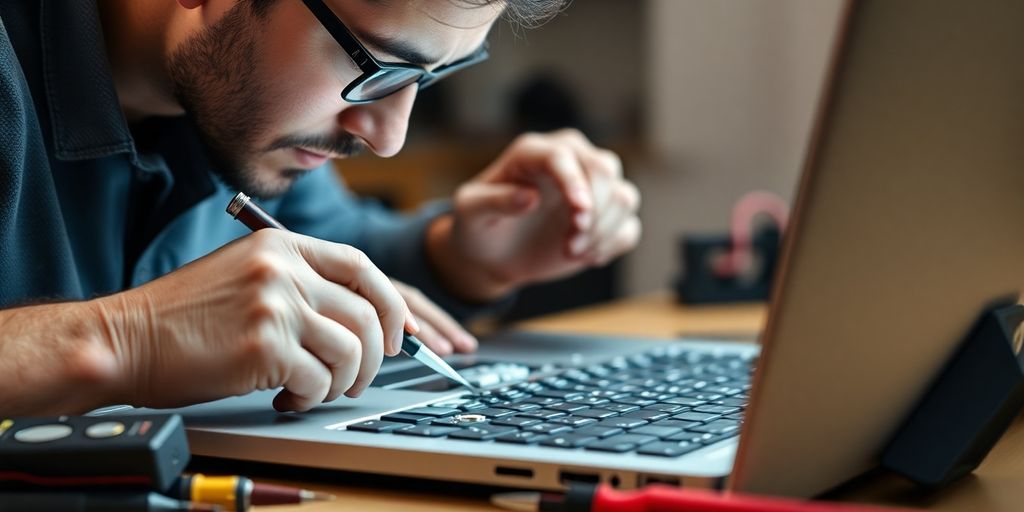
[300,303,367,400]
[290,233,417,355]
[307,280,385,398]
[454,182,540,219]
[578,179,641,265]
[500,132,594,213]
[395,281,478,354]
[272,347,333,412]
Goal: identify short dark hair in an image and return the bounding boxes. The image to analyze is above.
[249,0,568,28]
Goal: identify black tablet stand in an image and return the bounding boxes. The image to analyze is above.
[881,299,1024,487]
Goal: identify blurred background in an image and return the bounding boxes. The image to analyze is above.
[336,0,844,322]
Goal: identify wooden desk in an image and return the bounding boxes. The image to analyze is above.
[224,292,1024,511]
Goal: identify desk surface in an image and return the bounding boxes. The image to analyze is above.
[221,292,1024,511]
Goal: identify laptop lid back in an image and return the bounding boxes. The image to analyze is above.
[731,0,1024,497]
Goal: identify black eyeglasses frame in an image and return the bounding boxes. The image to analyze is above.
[300,0,490,104]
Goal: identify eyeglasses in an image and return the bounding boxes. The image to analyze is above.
[301,0,490,104]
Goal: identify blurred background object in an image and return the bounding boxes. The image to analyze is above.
[335,0,844,321]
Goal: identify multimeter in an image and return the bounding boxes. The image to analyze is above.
[0,413,189,493]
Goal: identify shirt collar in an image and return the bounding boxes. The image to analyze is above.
[40,0,134,161]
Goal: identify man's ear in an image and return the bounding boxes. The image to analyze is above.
[178,0,205,9]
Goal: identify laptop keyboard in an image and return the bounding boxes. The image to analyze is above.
[345,346,755,457]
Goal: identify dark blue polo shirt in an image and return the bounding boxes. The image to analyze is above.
[0,1,473,316]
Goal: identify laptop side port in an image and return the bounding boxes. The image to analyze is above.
[559,470,600,485]
[640,474,681,486]
[495,466,534,479]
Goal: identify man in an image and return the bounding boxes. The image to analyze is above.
[0,0,640,416]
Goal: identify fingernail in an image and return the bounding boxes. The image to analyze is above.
[570,234,589,255]
[393,332,405,355]
[407,315,421,334]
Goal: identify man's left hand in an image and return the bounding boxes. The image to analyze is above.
[428,129,641,302]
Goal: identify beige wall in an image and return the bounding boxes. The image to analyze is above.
[625,0,844,294]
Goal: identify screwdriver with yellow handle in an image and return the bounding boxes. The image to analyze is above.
[175,474,334,512]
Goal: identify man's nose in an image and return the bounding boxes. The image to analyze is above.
[336,85,418,158]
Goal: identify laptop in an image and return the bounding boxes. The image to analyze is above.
[108,0,1024,498]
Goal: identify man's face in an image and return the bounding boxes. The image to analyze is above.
[167,0,498,198]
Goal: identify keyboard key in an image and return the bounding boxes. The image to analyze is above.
[525,423,573,436]
[574,425,624,438]
[673,411,721,423]
[693,405,741,415]
[629,425,684,439]
[346,420,407,433]
[682,392,725,402]
[637,441,704,458]
[661,397,707,407]
[494,431,549,444]
[534,389,585,400]
[491,416,542,428]
[568,396,611,406]
[474,408,517,419]
[642,403,686,414]
[574,408,618,419]
[548,402,590,413]
[523,396,563,406]
[597,417,649,430]
[604,403,641,414]
[380,413,432,424]
[550,416,597,428]
[393,425,463,437]
[541,434,598,448]
[620,410,671,422]
[402,407,460,417]
[724,413,745,421]
[611,396,657,407]
[686,420,740,435]
[518,409,568,421]
[697,431,740,445]
[651,419,701,429]
[448,424,517,441]
[495,402,543,413]
[585,434,659,453]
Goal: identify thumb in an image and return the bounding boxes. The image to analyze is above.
[455,182,539,218]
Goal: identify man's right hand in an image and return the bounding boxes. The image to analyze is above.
[94,229,418,412]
